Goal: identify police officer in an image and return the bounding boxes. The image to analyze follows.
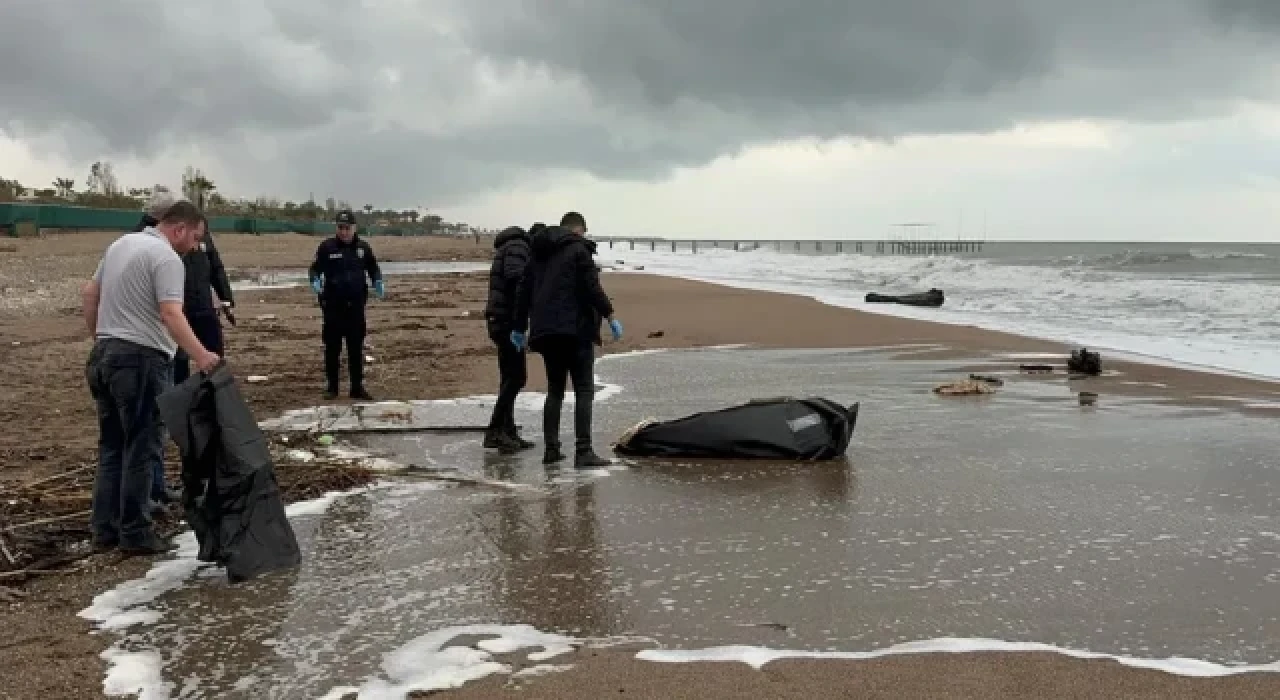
[308,209,384,400]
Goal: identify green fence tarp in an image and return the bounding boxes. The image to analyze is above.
[0,204,338,236]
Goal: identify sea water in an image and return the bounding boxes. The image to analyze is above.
[611,241,1280,381]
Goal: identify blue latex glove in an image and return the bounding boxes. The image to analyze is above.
[510,330,526,351]
[608,318,623,341]
[310,277,323,295]
[373,279,385,299]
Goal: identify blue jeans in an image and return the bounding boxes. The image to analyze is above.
[86,339,172,547]
[151,365,173,501]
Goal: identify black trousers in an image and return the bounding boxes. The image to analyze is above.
[486,323,527,437]
[322,301,367,391]
[538,336,596,453]
[173,309,224,385]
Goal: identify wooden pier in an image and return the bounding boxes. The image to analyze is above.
[594,238,985,255]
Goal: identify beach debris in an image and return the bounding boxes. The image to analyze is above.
[864,288,945,308]
[254,314,278,321]
[316,434,335,446]
[365,355,376,363]
[246,375,269,383]
[968,373,1005,386]
[284,449,316,462]
[1068,347,1103,376]
[735,622,791,632]
[648,330,665,338]
[1078,391,1099,406]
[1019,364,1055,374]
[934,379,997,396]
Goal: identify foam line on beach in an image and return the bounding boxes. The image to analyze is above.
[258,346,751,433]
[317,624,580,700]
[79,482,431,700]
[635,637,1280,678]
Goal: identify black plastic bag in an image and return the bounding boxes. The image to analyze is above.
[158,365,301,583]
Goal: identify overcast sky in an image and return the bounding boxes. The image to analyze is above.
[2,1,1278,240]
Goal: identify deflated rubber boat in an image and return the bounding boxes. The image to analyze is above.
[864,288,945,307]
[614,397,858,460]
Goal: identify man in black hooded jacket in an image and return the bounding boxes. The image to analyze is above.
[170,225,234,385]
[513,211,622,468]
[482,224,538,453]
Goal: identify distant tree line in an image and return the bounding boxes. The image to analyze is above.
[0,162,475,235]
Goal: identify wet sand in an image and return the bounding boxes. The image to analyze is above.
[134,347,1280,698]
[442,647,1280,700]
[2,233,1280,698]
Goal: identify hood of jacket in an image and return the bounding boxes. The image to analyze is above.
[493,225,529,249]
[530,225,596,260]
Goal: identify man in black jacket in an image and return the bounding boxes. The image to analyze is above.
[513,212,622,467]
[482,224,538,453]
[171,223,234,385]
[308,209,384,400]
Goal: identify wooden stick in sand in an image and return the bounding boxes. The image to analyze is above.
[3,510,91,533]
[16,465,92,491]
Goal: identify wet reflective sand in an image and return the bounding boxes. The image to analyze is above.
[116,347,1280,697]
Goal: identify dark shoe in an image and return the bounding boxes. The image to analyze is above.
[91,538,118,554]
[505,430,536,450]
[119,537,177,557]
[575,450,612,469]
[350,387,374,401]
[324,387,339,400]
[543,446,566,465]
[495,434,535,455]
[482,430,503,449]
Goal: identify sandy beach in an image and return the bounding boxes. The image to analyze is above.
[2,232,1279,699]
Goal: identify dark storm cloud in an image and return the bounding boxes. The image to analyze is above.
[455,1,1279,127]
[1208,0,1280,27]
[2,1,1277,206]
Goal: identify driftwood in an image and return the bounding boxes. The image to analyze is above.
[934,379,997,396]
[17,465,92,491]
[3,510,91,533]
[269,424,512,436]
[0,567,80,581]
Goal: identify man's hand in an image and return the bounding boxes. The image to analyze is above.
[193,349,221,374]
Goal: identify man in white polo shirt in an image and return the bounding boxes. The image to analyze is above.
[81,199,220,555]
